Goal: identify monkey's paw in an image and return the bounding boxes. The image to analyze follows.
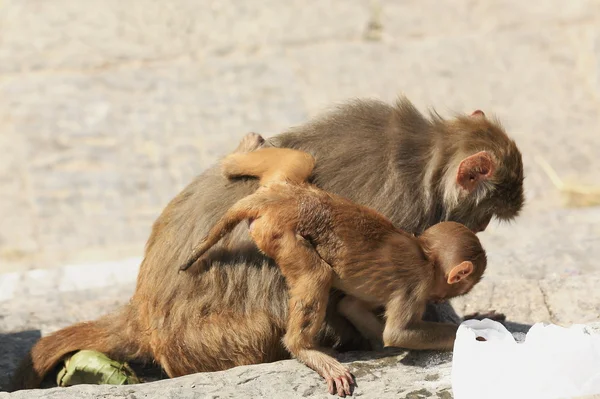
[323,364,354,397]
[462,310,507,324]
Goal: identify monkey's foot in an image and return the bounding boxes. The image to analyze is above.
[57,350,140,387]
[322,365,354,397]
[462,310,507,323]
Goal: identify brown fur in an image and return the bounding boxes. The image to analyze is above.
[11,97,522,391]
[181,147,487,396]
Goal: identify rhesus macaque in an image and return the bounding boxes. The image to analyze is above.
[180,147,487,397]
[11,97,523,391]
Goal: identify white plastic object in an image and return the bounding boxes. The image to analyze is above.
[451,319,600,399]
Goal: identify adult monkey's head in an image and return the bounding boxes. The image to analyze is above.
[437,109,524,233]
[271,97,524,235]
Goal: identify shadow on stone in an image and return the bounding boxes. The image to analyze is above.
[128,361,168,384]
[337,313,534,371]
[0,329,41,392]
[0,329,169,392]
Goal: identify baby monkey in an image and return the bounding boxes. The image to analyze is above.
[180,147,487,397]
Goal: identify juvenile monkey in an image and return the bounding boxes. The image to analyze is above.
[12,97,521,391]
[180,148,487,397]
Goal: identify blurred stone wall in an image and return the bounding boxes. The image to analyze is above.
[1,0,599,272]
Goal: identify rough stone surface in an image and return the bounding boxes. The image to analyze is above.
[1,325,598,398]
[0,350,454,399]
[1,0,600,397]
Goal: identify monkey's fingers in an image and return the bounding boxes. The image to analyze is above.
[341,374,352,396]
[345,371,354,386]
[179,257,196,271]
[326,377,335,395]
[328,369,353,397]
[180,249,205,271]
[335,377,346,397]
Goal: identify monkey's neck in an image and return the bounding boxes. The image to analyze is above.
[388,120,446,233]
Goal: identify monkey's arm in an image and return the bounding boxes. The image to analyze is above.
[382,297,457,350]
[383,320,457,350]
[337,296,384,351]
[270,231,353,397]
[180,194,262,271]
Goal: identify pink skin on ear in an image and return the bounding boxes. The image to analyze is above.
[471,110,485,117]
[447,261,474,285]
[456,151,495,192]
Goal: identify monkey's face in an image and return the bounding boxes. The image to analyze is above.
[429,275,477,304]
[421,222,487,303]
[445,114,525,232]
[443,277,479,300]
[445,204,494,234]
[456,180,524,233]
[445,155,524,233]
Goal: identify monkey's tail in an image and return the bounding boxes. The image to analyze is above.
[9,308,142,391]
[222,147,315,185]
[180,193,264,271]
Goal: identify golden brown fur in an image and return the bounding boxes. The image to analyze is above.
[9,132,276,390]
[11,97,521,391]
[181,148,487,396]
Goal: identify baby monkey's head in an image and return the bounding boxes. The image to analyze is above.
[418,221,487,303]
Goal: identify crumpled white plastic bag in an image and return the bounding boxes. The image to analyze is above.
[452,319,600,399]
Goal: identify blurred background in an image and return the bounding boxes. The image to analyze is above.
[1,0,600,391]
[0,0,599,274]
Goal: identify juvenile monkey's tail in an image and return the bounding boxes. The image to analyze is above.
[222,147,315,185]
[9,308,142,391]
[179,194,263,271]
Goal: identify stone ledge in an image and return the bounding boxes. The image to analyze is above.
[3,324,599,398]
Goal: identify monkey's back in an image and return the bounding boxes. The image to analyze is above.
[253,181,396,249]
[260,183,429,306]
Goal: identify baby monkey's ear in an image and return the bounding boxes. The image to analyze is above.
[447,261,474,284]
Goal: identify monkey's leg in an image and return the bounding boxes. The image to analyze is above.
[337,296,384,351]
[383,320,458,350]
[274,234,353,397]
[233,132,265,153]
[383,297,457,350]
[222,147,315,185]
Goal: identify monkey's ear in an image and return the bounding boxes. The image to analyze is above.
[447,261,474,284]
[471,110,485,117]
[456,151,495,192]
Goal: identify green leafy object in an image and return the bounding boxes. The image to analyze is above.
[57,350,140,387]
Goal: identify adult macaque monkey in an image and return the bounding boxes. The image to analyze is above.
[181,147,488,396]
[11,97,524,391]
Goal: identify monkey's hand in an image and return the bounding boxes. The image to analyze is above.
[462,310,506,324]
[179,255,198,272]
[320,362,354,397]
[179,252,208,272]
